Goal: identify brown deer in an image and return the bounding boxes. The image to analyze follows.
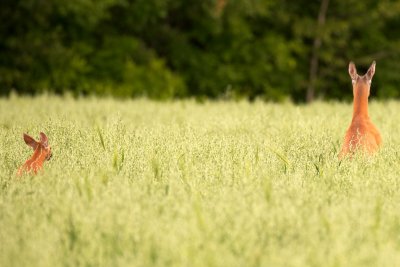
[17,132,52,176]
[339,61,382,159]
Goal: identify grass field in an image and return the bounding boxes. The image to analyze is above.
[1,95,400,267]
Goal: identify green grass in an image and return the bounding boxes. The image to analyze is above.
[1,95,400,267]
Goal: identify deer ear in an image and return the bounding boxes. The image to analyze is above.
[366,61,376,81]
[23,133,38,149]
[39,132,49,147]
[348,61,358,81]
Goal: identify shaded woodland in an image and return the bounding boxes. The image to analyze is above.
[1,0,400,101]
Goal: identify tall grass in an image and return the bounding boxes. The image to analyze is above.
[1,95,400,267]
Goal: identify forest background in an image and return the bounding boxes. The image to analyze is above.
[1,0,400,102]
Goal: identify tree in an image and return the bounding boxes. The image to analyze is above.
[2,0,400,101]
[307,0,330,103]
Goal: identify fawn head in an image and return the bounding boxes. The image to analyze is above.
[23,132,52,160]
[348,61,376,97]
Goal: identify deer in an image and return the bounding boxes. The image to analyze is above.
[339,61,382,159]
[17,132,52,176]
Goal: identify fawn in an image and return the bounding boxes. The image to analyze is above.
[17,132,52,176]
[339,61,382,159]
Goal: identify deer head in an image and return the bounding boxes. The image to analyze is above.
[349,61,376,97]
[23,132,52,160]
[17,132,52,176]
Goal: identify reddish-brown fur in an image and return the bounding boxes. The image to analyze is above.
[339,61,382,159]
[17,132,52,176]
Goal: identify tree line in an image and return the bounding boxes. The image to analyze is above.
[1,0,400,102]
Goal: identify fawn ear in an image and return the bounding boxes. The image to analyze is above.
[366,61,376,82]
[348,61,358,82]
[23,133,38,149]
[39,132,49,147]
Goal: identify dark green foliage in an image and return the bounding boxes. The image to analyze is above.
[1,0,400,101]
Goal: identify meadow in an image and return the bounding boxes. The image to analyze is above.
[1,95,400,267]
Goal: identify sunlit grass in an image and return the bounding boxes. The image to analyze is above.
[1,95,400,267]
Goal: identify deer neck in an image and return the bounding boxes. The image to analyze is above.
[352,87,369,120]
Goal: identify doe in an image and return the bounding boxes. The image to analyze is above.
[17,132,52,176]
[339,61,382,158]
